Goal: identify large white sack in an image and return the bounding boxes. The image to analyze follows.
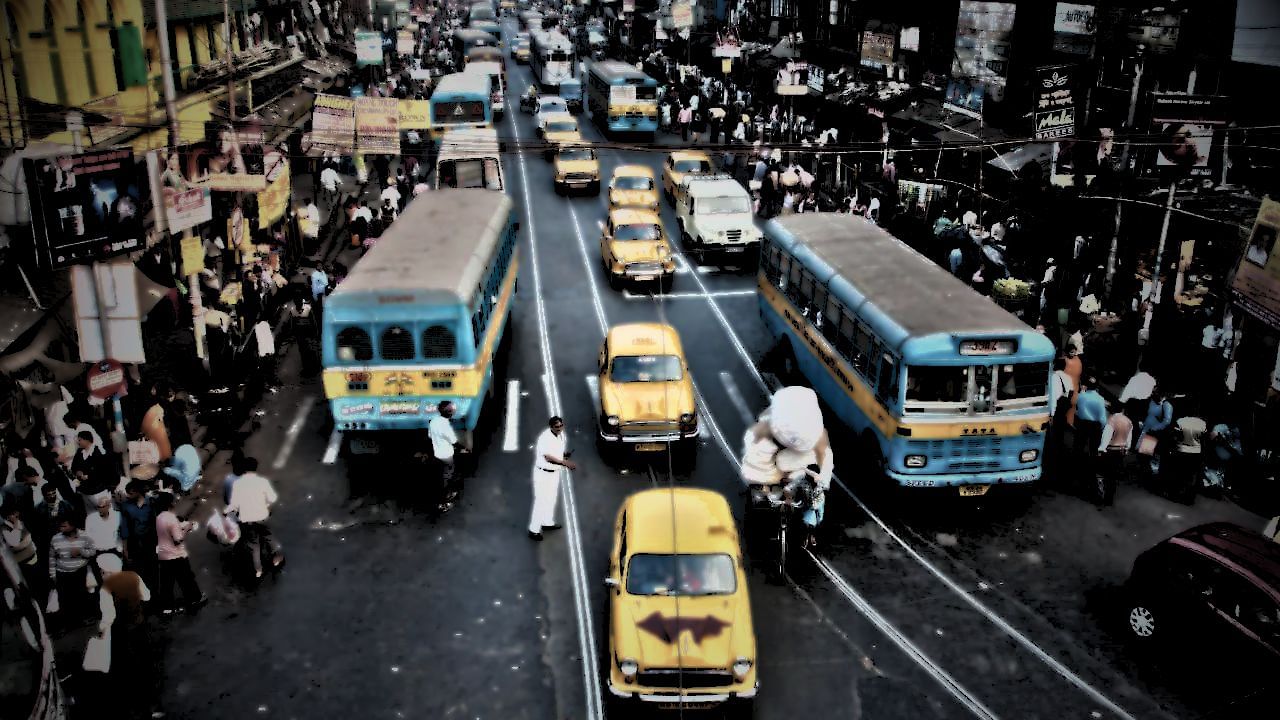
[740,431,783,485]
[768,386,824,452]
[775,447,817,477]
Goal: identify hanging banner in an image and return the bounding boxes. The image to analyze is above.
[23,149,147,270]
[398,99,431,130]
[356,30,384,66]
[860,32,895,68]
[951,2,1016,104]
[1034,66,1075,140]
[147,148,212,234]
[1232,197,1280,327]
[356,97,401,155]
[1150,94,1230,177]
[944,78,986,119]
[187,120,267,191]
[257,163,291,229]
[899,27,920,53]
[180,235,205,277]
[1052,3,1095,55]
[312,93,357,154]
[671,2,693,29]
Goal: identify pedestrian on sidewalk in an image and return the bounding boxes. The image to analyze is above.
[84,494,123,558]
[153,492,205,613]
[2,502,46,598]
[297,198,321,254]
[678,104,692,142]
[48,515,96,627]
[120,482,157,590]
[1075,376,1108,457]
[528,416,576,541]
[94,553,162,719]
[320,164,341,208]
[225,457,283,579]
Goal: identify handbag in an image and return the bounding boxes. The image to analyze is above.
[83,630,111,673]
[1138,435,1158,457]
[128,440,160,465]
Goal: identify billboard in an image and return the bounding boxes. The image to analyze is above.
[861,32,895,68]
[356,30,383,66]
[1232,197,1280,327]
[23,149,147,270]
[1150,94,1229,177]
[1034,66,1075,140]
[312,93,357,154]
[183,120,268,192]
[1052,3,1095,55]
[899,27,920,53]
[944,78,985,119]
[356,97,401,155]
[398,99,431,130]
[257,161,291,230]
[951,1,1016,104]
[1234,0,1280,67]
[147,148,212,234]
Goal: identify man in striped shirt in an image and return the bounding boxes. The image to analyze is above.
[48,515,96,626]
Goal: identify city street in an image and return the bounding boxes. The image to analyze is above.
[147,24,1272,720]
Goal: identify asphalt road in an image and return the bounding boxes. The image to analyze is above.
[151,23,1274,720]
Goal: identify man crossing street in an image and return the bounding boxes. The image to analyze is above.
[528,416,576,541]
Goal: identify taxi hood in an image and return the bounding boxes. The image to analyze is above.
[620,595,746,670]
[601,379,691,420]
[607,240,669,265]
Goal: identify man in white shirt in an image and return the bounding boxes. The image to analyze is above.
[298,197,321,245]
[226,457,282,578]
[428,402,467,511]
[380,179,402,210]
[320,166,341,206]
[84,494,123,555]
[528,416,576,541]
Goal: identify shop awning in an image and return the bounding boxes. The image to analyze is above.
[986,143,1054,174]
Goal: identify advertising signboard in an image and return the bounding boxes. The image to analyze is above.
[23,149,147,269]
[861,32,895,68]
[190,120,267,191]
[1232,197,1280,327]
[943,78,985,119]
[312,93,357,154]
[951,1,1016,103]
[356,30,384,66]
[147,148,212,234]
[1034,65,1075,140]
[1150,94,1229,177]
[257,162,291,229]
[1053,2,1095,55]
[356,97,401,155]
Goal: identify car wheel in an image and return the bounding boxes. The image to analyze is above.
[607,272,621,291]
[723,698,755,720]
[554,183,563,196]
[1126,599,1159,642]
[659,275,673,294]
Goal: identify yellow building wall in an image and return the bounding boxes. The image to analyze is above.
[174,24,192,88]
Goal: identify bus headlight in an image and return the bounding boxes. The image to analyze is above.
[904,454,927,468]
[1019,449,1038,463]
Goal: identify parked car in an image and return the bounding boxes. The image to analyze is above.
[1122,522,1279,676]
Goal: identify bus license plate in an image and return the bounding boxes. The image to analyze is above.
[635,443,665,452]
[349,437,379,455]
[634,275,655,282]
[724,246,744,252]
[959,485,990,497]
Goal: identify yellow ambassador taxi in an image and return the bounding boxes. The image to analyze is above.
[553,144,600,195]
[599,208,676,292]
[596,323,697,463]
[540,112,581,160]
[609,165,660,211]
[606,488,757,716]
[661,150,714,204]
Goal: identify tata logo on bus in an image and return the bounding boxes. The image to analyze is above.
[959,339,1017,356]
[961,426,998,436]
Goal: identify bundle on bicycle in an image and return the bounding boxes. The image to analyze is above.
[739,387,834,578]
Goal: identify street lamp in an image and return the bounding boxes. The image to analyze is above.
[828,0,837,26]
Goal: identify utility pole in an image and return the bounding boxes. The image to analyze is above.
[224,0,237,120]
[1105,47,1146,300]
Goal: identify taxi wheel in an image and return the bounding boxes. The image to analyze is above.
[723,698,756,720]
[553,182,564,196]
[658,275,674,294]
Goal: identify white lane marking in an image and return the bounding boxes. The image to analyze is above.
[503,379,522,453]
[540,373,554,415]
[620,289,756,301]
[572,133,996,718]
[718,371,754,426]
[585,374,600,408]
[272,396,316,470]
[321,429,341,466]
[509,83,604,720]
[809,551,1001,720]
[665,217,1139,719]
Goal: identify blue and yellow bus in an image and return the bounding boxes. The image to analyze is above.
[586,61,658,135]
[322,190,519,453]
[758,214,1054,496]
[427,72,492,142]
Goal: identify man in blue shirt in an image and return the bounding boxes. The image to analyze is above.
[1137,389,1174,451]
[119,482,157,587]
[1075,376,1108,457]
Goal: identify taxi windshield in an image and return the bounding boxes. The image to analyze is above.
[613,175,653,191]
[614,224,661,242]
[626,553,737,596]
[546,120,576,133]
[559,147,595,162]
[698,195,751,214]
[540,99,568,112]
[675,159,711,173]
[611,354,682,382]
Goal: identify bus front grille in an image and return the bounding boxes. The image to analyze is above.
[910,438,1004,472]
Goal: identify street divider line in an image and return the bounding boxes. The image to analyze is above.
[509,85,604,720]
[272,396,316,470]
[620,289,756,301]
[321,428,341,466]
[503,379,522,453]
[719,371,755,426]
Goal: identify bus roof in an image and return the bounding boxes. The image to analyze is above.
[767,214,1038,345]
[590,60,654,84]
[432,72,489,96]
[464,60,503,76]
[533,30,573,51]
[331,190,513,306]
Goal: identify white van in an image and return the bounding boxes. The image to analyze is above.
[464,60,506,117]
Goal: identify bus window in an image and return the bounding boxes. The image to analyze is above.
[905,366,967,403]
[853,324,873,376]
[997,363,1047,405]
[798,270,816,316]
[837,311,856,358]
[812,284,828,331]
[973,364,993,412]
[337,327,374,362]
[441,159,503,190]
[381,326,416,360]
[422,325,458,359]
[786,261,804,306]
[876,354,898,404]
[823,295,842,343]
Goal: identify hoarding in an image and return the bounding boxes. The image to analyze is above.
[1052,2,1095,55]
[1034,66,1075,140]
[899,27,920,53]
[356,30,384,66]
[861,31,895,68]
[257,162,291,230]
[1150,94,1229,177]
[943,78,985,119]
[356,97,401,155]
[191,120,267,192]
[23,149,147,270]
[951,1,1016,103]
[147,148,212,234]
[1232,197,1280,327]
[311,93,357,154]
[398,99,431,130]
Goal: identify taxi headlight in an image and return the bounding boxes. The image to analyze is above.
[1019,449,1038,463]
[905,454,927,468]
[679,413,696,427]
[619,659,638,679]
[732,658,752,679]
[606,415,620,427]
